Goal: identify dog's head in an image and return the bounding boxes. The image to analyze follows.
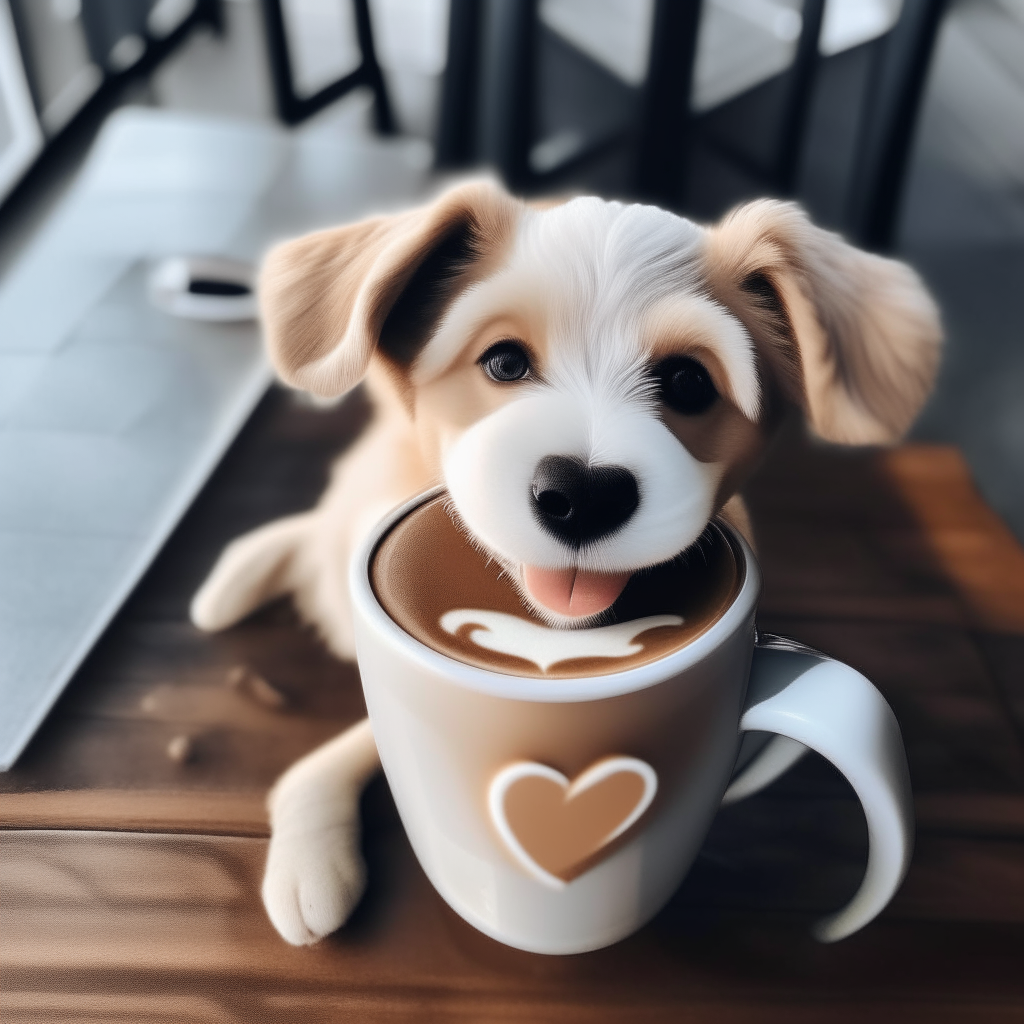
[260,181,941,622]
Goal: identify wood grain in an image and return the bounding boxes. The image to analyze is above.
[3,828,1024,1023]
[880,446,1024,633]
[3,389,1023,1022]
[0,789,268,835]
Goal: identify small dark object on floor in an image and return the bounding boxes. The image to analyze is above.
[226,665,289,710]
[166,734,193,763]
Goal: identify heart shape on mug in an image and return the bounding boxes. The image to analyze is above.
[488,756,658,888]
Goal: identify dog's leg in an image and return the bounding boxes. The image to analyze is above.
[262,717,381,945]
[190,513,312,632]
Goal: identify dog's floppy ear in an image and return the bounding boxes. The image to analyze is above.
[259,179,521,398]
[704,200,942,444]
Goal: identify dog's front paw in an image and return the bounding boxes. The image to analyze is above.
[261,824,367,945]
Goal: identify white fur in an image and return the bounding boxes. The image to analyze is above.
[444,391,721,574]
[417,198,707,383]
[191,187,940,947]
[261,719,380,945]
[212,199,740,943]
[644,293,761,421]
[435,199,746,597]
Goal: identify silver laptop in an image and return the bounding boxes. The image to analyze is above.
[0,104,430,769]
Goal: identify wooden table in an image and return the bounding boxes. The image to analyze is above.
[3,387,1024,1023]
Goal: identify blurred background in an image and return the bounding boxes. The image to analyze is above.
[0,0,1021,538]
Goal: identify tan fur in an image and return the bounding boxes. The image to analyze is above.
[192,184,941,946]
[703,200,942,444]
[718,493,755,548]
[261,180,521,398]
[196,182,522,657]
[642,296,769,513]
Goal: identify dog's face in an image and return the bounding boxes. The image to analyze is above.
[413,199,766,620]
[260,182,941,622]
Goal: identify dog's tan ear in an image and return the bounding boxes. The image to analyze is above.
[259,180,521,397]
[704,200,942,444]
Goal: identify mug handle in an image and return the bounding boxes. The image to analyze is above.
[721,633,914,942]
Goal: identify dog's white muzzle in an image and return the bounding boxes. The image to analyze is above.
[443,391,722,586]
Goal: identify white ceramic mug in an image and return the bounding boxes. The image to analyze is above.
[351,489,914,954]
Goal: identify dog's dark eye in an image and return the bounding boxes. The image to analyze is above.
[655,356,718,415]
[480,341,531,383]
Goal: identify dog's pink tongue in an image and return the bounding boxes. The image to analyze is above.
[523,565,632,618]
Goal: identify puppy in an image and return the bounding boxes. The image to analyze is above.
[191,180,941,945]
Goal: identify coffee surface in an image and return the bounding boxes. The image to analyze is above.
[371,494,741,678]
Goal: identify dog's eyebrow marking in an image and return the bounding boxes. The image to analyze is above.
[440,609,683,672]
[645,294,761,421]
[412,269,540,384]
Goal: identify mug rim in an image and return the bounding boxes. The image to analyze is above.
[350,486,762,703]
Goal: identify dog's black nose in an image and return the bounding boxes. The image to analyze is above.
[531,455,640,547]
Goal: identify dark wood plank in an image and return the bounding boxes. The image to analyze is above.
[753,617,1024,793]
[971,632,1024,739]
[878,446,1024,633]
[4,385,1024,1020]
[0,615,366,800]
[746,422,1024,633]
[3,829,1024,1024]
[0,789,268,836]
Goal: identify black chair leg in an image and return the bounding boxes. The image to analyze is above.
[261,0,395,132]
[354,0,394,135]
[846,0,948,251]
[476,0,538,192]
[774,0,826,195]
[436,0,483,168]
[634,0,702,210]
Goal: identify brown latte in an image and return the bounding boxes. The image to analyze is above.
[370,494,741,679]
